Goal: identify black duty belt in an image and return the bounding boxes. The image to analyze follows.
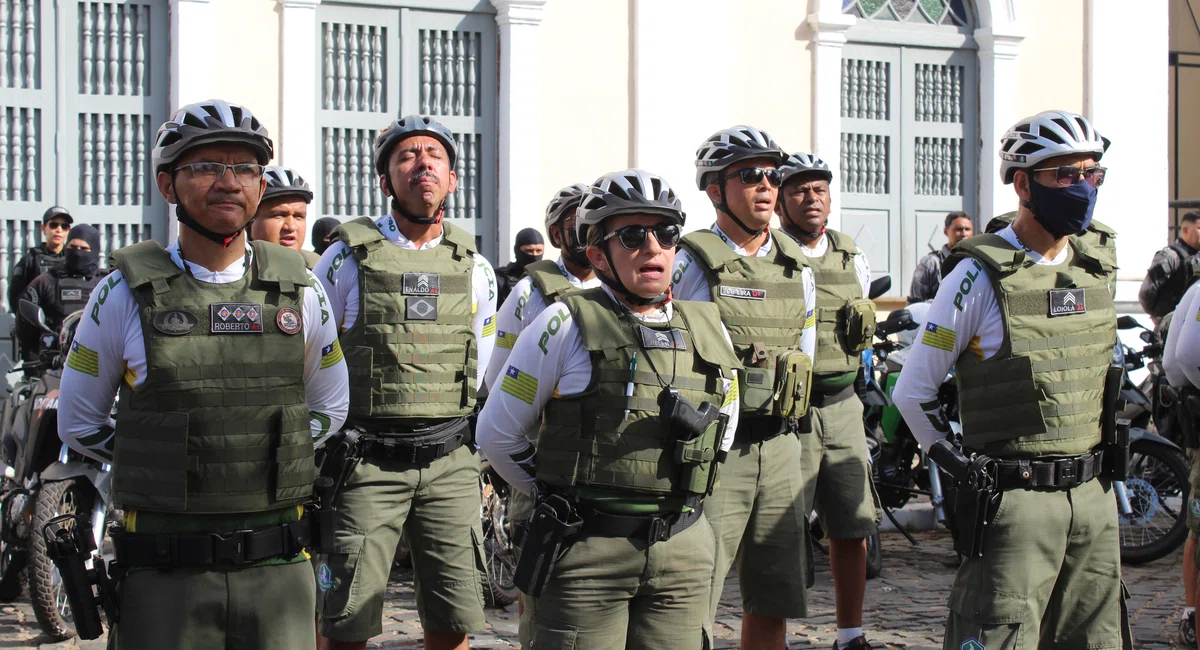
[112,517,315,568]
[357,417,472,465]
[995,449,1105,491]
[576,502,704,545]
[735,415,793,444]
[811,384,856,409]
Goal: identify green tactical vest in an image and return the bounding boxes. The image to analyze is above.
[802,229,870,384]
[333,218,478,425]
[679,230,813,418]
[110,240,314,514]
[524,259,574,304]
[985,211,1118,273]
[947,233,1117,458]
[300,249,321,270]
[536,288,739,499]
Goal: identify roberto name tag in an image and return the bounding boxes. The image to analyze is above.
[637,325,687,350]
[1048,288,1087,317]
[210,302,265,333]
[719,286,766,300]
[60,289,83,301]
[403,272,440,296]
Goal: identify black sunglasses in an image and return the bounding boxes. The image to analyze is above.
[734,167,782,187]
[1031,165,1107,188]
[603,223,682,250]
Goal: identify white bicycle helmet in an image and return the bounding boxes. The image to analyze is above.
[779,152,833,187]
[694,125,786,190]
[262,166,313,203]
[576,169,685,242]
[153,100,273,174]
[999,110,1110,184]
[544,183,590,233]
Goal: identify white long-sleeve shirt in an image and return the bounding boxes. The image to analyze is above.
[1163,281,1200,388]
[892,226,1068,451]
[476,287,741,496]
[314,214,497,390]
[58,242,350,463]
[671,223,818,360]
[484,258,600,391]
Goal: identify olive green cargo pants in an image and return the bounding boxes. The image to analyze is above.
[524,512,715,650]
[802,392,882,539]
[943,477,1132,650]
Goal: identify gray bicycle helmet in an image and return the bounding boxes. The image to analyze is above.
[372,115,457,175]
[694,125,786,190]
[575,169,685,242]
[262,166,314,203]
[999,110,1110,184]
[152,100,273,174]
[544,183,590,233]
[779,152,833,186]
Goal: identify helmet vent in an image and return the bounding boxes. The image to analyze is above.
[1039,124,1066,145]
[1015,141,1043,155]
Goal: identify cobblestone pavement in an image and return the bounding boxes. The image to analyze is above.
[0,531,1187,648]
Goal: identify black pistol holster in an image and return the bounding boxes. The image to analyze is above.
[319,428,363,506]
[511,493,582,597]
[659,387,726,497]
[928,440,1000,559]
[42,514,120,640]
[1102,366,1131,481]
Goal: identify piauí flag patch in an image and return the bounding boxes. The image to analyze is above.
[921,322,957,351]
[501,365,538,404]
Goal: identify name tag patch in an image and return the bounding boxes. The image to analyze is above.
[60,289,82,301]
[406,297,438,321]
[403,272,440,296]
[637,325,687,350]
[210,302,264,333]
[153,309,198,336]
[719,286,766,301]
[1048,288,1087,317]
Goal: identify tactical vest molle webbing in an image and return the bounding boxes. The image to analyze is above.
[524,259,574,304]
[984,212,1118,273]
[30,246,63,277]
[334,218,478,425]
[537,288,739,496]
[806,229,866,380]
[679,230,810,418]
[110,240,313,514]
[948,233,1116,459]
[55,273,97,318]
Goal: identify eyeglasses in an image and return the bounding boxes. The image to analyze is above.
[1031,165,1107,188]
[177,162,266,186]
[735,167,782,188]
[44,221,70,231]
[603,223,682,250]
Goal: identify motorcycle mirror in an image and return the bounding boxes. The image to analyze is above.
[1139,330,1153,343]
[1116,315,1143,331]
[18,299,54,336]
[868,276,892,300]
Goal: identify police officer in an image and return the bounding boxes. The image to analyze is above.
[775,151,881,650]
[1140,211,1200,322]
[478,169,741,649]
[314,115,497,650]
[672,126,817,649]
[9,206,72,363]
[484,183,600,390]
[312,217,342,256]
[20,224,104,347]
[250,166,320,269]
[494,228,545,307]
[909,211,974,304]
[56,99,350,650]
[987,210,1119,270]
[893,109,1132,650]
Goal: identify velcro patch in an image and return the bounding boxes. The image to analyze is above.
[719,286,766,300]
[1048,288,1086,317]
[61,289,83,301]
[210,302,264,333]
[406,296,438,321]
[637,325,687,350]
[402,272,440,296]
[152,309,198,336]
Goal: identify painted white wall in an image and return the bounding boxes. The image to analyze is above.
[1086,0,1170,304]
[168,0,218,241]
[279,0,322,251]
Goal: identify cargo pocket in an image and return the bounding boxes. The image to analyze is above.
[317,534,366,621]
[530,620,579,650]
[470,525,488,611]
[738,367,776,415]
[840,298,877,355]
[946,588,1029,650]
[957,355,1047,446]
[774,351,813,418]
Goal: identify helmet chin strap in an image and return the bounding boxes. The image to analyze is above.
[171,180,248,248]
[597,248,669,307]
[714,171,765,237]
[386,177,446,225]
[780,201,824,241]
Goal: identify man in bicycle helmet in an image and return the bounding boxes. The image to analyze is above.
[250,166,320,268]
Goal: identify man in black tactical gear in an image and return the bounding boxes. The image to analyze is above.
[21,224,104,350]
[494,227,544,306]
[1140,211,1200,323]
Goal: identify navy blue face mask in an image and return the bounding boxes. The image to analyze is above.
[1027,176,1098,239]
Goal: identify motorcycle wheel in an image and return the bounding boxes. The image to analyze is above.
[480,471,518,608]
[865,530,883,579]
[28,478,94,640]
[1118,440,1190,565]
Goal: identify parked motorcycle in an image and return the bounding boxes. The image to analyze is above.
[479,462,518,608]
[1,304,114,640]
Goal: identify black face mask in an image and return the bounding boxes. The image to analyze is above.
[514,250,542,268]
[65,248,100,276]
